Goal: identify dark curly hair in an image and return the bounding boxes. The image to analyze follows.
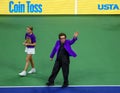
[58,33,67,39]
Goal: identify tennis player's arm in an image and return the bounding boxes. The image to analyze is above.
[25,43,36,46]
[23,34,27,45]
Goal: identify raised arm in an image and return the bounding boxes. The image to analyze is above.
[69,32,79,45]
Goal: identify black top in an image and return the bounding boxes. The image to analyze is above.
[57,43,69,62]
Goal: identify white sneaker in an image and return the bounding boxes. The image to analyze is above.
[19,71,26,76]
[28,68,36,74]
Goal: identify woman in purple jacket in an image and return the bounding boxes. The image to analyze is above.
[46,32,79,88]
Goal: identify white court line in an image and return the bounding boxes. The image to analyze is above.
[75,0,78,14]
[1,85,120,88]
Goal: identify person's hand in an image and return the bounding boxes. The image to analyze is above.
[25,43,29,46]
[50,58,53,61]
[23,42,26,46]
[74,32,79,38]
[23,43,29,46]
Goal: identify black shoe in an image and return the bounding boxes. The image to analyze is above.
[62,84,68,88]
[46,82,54,86]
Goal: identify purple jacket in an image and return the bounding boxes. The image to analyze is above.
[50,37,78,58]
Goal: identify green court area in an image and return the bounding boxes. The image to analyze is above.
[0,15,120,86]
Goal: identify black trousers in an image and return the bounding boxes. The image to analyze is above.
[48,57,70,84]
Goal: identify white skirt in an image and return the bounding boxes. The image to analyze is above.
[25,47,35,54]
